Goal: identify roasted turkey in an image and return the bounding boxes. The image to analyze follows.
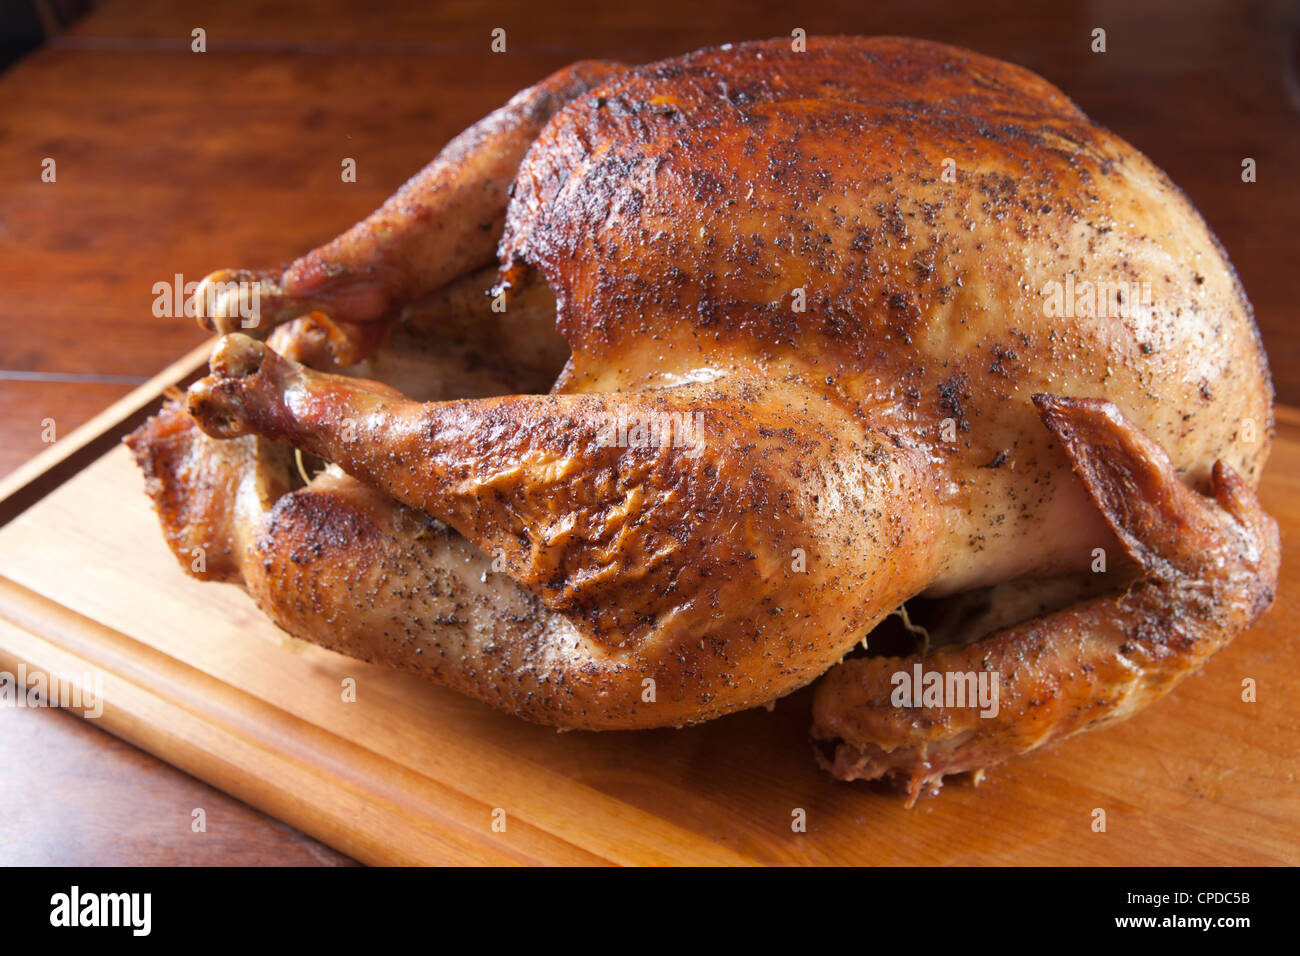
[127,36,1279,802]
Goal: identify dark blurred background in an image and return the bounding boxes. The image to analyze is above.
[0,0,89,69]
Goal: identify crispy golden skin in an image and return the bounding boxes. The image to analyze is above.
[129,36,1279,796]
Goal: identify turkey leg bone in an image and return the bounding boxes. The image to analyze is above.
[192,60,625,364]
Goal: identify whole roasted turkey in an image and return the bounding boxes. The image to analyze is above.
[128,36,1279,802]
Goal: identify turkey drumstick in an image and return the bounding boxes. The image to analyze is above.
[193,59,625,363]
[186,332,945,727]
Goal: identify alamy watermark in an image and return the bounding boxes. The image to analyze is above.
[0,663,103,718]
[50,886,150,936]
[891,663,1000,718]
[152,273,266,327]
[1042,275,1154,319]
[594,408,706,458]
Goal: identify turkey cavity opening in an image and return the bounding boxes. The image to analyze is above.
[848,567,1138,662]
[383,264,570,400]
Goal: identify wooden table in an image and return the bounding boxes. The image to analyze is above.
[1,0,1296,865]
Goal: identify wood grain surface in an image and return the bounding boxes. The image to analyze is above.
[1,0,1296,864]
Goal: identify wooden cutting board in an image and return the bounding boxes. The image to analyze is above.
[1,342,1296,865]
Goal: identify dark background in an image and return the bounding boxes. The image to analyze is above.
[0,0,1295,864]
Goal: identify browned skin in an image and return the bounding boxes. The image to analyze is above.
[127,400,598,722]
[812,395,1279,803]
[499,37,1272,591]
[126,403,293,584]
[128,37,1279,795]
